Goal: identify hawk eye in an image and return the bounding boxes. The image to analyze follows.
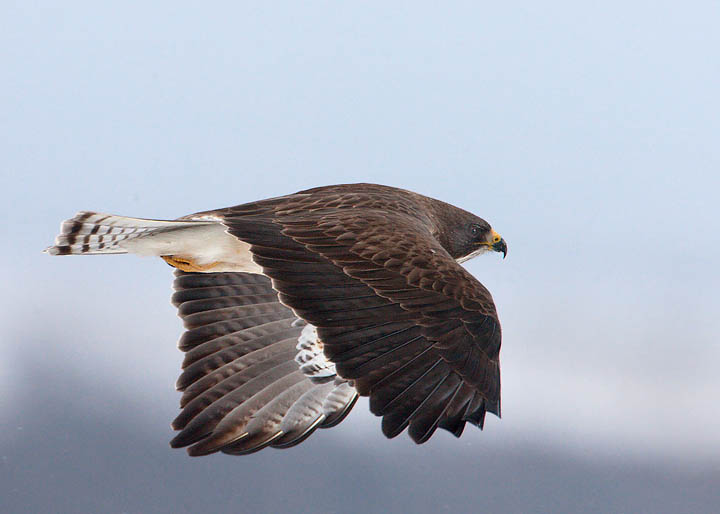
[470,225,480,236]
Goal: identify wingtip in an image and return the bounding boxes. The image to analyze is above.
[182,439,217,457]
[182,431,250,457]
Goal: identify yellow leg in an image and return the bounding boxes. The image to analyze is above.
[161,255,221,272]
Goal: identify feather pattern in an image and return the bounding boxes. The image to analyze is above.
[169,271,358,456]
[45,211,217,255]
[46,183,504,454]
[46,211,262,273]
[214,185,502,443]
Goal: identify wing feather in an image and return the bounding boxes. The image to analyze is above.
[168,271,358,456]
[218,201,501,443]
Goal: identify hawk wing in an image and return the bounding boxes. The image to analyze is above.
[221,204,501,443]
[169,271,357,456]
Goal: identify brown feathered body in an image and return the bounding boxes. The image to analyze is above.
[47,183,506,455]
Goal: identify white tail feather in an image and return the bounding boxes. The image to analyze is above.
[45,212,216,256]
[45,211,263,274]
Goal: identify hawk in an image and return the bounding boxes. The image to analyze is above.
[46,183,508,456]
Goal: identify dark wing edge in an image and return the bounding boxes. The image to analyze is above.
[222,206,501,444]
[168,271,358,456]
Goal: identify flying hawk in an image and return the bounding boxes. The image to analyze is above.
[46,183,507,456]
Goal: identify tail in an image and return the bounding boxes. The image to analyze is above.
[45,211,216,256]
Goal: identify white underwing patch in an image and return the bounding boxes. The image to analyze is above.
[295,323,337,382]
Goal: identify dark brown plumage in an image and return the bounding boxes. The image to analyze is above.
[47,183,507,456]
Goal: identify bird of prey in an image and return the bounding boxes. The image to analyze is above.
[46,183,507,456]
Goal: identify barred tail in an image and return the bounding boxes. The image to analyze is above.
[44,211,214,256]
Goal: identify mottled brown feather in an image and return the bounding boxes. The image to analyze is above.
[215,184,502,442]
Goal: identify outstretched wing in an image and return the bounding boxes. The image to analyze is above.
[169,271,357,456]
[221,205,501,443]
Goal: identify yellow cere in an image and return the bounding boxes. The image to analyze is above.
[491,230,502,243]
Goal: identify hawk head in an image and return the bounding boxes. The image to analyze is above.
[430,201,507,263]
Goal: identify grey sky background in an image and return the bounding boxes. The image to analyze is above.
[2,2,719,513]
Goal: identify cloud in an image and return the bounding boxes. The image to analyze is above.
[4,347,720,514]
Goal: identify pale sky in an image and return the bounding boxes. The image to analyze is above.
[2,2,719,512]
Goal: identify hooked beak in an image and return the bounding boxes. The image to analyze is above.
[486,230,507,259]
[493,238,507,259]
